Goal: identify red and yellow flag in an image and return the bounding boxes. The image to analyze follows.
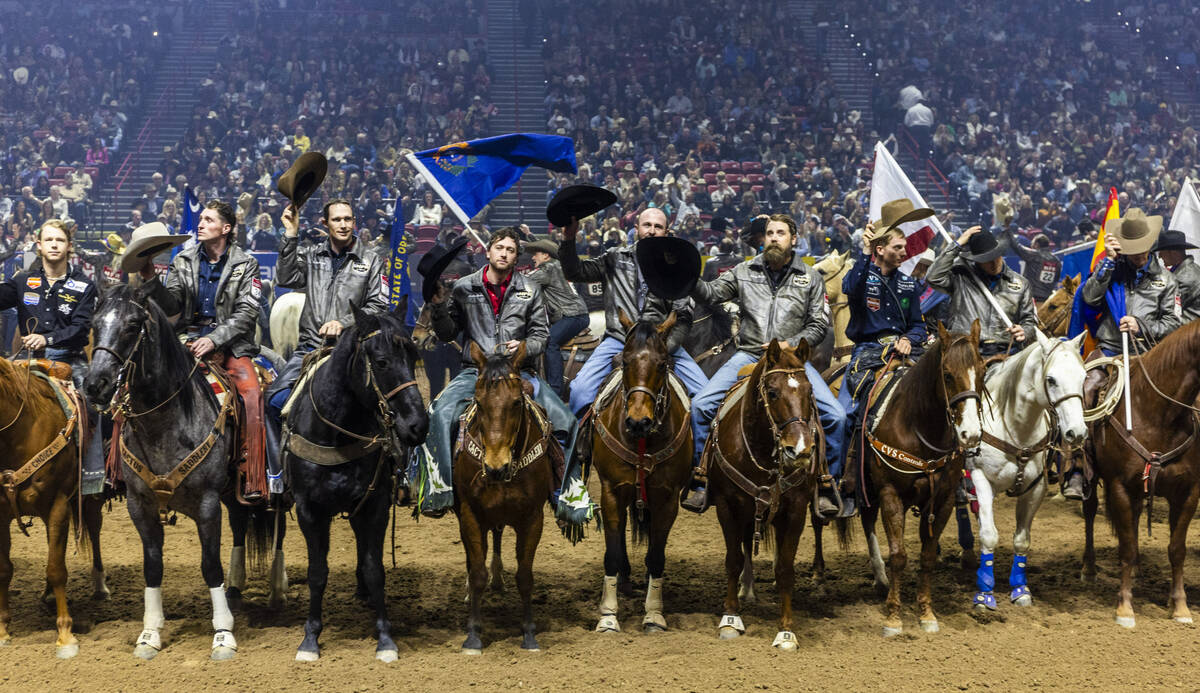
[1090,187,1120,272]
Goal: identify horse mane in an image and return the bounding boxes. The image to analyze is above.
[894,337,948,423]
[987,342,1040,413]
[626,320,665,351]
[0,358,28,404]
[1139,320,1200,392]
[705,304,735,339]
[105,284,201,417]
[480,350,519,382]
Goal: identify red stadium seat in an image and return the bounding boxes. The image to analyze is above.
[746,173,766,184]
[416,239,435,253]
[83,167,99,179]
[417,225,439,240]
[47,178,65,188]
[720,160,741,172]
[53,166,72,177]
[701,161,719,174]
[703,173,717,184]
[741,161,763,173]
[707,185,718,194]
[725,173,743,185]
[751,185,764,194]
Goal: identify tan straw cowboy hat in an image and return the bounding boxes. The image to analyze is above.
[866,198,934,243]
[120,222,189,273]
[1107,207,1163,256]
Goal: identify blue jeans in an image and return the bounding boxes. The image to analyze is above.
[691,351,844,475]
[0,308,15,356]
[266,346,314,423]
[568,336,708,417]
[544,314,588,398]
[31,348,105,494]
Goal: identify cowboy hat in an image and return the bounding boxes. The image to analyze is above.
[1153,229,1199,252]
[102,232,126,254]
[276,151,328,208]
[546,184,617,228]
[636,236,701,301]
[740,214,769,247]
[993,194,1014,226]
[961,228,1008,263]
[12,67,27,85]
[120,222,190,273]
[867,198,935,242]
[525,239,559,259]
[1107,208,1163,255]
[417,236,469,303]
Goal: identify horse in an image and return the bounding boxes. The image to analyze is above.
[268,291,305,360]
[84,284,283,661]
[0,358,105,658]
[967,331,1087,610]
[283,304,428,661]
[705,338,826,649]
[590,310,692,634]
[454,340,559,653]
[686,301,739,378]
[1036,274,1080,338]
[813,250,854,377]
[858,320,985,637]
[1080,320,1200,628]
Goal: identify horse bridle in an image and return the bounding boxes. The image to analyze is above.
[748,366,821,470]
[90,303,193,418]
[621,359,670,436]
[937,336,984,450]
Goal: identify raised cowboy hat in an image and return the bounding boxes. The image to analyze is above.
[961,228,1008,263]
[417,236,469,303]
[120,222,190,273]
[525,239,558,259]
[546,184,617,228]
[1153,229,1199,252]
[636,236,701,301]
[867,198,935,242]
[276,151,328,208]
[1107,208,1163,256]
[740,214,769,247]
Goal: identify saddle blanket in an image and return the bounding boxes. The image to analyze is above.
[595,367,691,412]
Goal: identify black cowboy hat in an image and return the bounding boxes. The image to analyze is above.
[546,184,617,228]
[276,151,328,208]
[740,214,769,247]
[636,236,701,301]
[962,228,1008,263]
[1154,229,1199,252]
[418,236,469,303]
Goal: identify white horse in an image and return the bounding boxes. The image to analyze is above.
[268,291,305,360]
[969,330,1087,610]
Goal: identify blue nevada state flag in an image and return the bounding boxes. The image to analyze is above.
[406,133,577,225]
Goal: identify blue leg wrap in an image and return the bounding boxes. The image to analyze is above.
[976,552,995,592]
[1009,554,1028,587]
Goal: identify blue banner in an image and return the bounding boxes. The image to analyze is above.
[173,186,201,259]
[387,201,415,325]
[406,133,577,223]
[1057,242,1096,283]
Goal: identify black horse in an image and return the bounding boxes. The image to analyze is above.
[284,304,428,662]
[686,301,738,378]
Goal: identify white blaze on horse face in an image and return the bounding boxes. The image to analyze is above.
[786,375,800,389]
[956,370,982,447]
[101,310,120,331]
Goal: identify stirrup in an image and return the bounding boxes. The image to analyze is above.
[681,483,709,514]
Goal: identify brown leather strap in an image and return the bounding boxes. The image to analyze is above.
[866,429,955,473]
[593,408,690,471]
[1,377,79,536]
[1106,413,1198,536]
[980,429,1053,496]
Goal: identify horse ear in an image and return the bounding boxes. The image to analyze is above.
[937,320,950,344]
[766,338,782,364]
[793,338,810,363]
[509,340,527,369]
[469,340,487,369]
[1070,331,1086,352]
[1034,327,1050,349]
[393,293,408,319]
[617,308,634,332]
[656,310,676,336]
[970,318,982,344]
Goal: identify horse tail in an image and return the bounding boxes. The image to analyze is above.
[245,505,273,577]
[71,497,90,560]
[629,504,651,545]
[834,516,854,550]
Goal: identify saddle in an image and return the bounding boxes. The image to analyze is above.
[26,358,73,381]
[562,329,602,351]
[561,330,602,385]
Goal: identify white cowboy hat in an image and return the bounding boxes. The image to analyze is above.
[121,222,190,273]
[12,67,28,85]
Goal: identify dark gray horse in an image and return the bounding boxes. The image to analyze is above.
[84,284,281,661]
[685,301,739,378]
[284,304,428,662]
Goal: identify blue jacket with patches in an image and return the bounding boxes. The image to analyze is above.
[0,265,96,354]
[842,248,926,345]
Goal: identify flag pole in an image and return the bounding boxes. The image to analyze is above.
[1122,332,1133,431]
[930,224,1014,329]
[406,152,489,248]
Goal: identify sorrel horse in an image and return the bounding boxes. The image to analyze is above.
[859,321,985,637]
[1081,320,1200,628]
[454,341,559,654]
[284,305,428,662]
[590,311,692,634]
[0,357,103,658]
[704,339,825,650]
[85,285,279,661]
[1036,274,1079,338]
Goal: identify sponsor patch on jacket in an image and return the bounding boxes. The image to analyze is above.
[60,292,78,304]
[230,266,245,279]
[1151,278,1166,289]
[514,289,532,300]
[793,274,810,287]
[352,261,369,273]
[1176,293,1183,318]
[58,303,72,315]
[22,292,39,305]
[897,278,915,291]
[250,277,262,299]
[64,278,88,292]
[1007,281,1022,292]
[866,296,880,312]
[25,276,42,289]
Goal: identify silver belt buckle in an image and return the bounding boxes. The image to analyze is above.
[877,335,897,345]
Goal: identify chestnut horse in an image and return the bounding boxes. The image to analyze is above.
[0,358,101,658]
[705,339,825,650]
[591,311,692,634]
[1036,274,1079,338]
[859,321,985,637]
[1081,320,1200,628]
[454,341,559,654]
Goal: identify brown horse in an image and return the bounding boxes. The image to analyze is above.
[453,340,558,654]
[1081,320,1200,628]
[859,321,985,637]
[591,310,692,633]
[1036,274,1080,337]
[704,338,824,650]
[0,358,101,658]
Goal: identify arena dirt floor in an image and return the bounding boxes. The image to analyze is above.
[4,380,1200,691]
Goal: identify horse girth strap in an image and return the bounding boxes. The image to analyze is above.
[1104,413,1199,536]
[283,427,381,466]
[120,382,234,523]
[709,435,808,556]
[1,380,79,536]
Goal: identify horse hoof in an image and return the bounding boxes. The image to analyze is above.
[1080,571,1097,584]
[1115,615,1136,629]
[462,648,482,655]
[1012,591,1033,607]
[133,645,160,660]
[1173,615,1194,624]
[643,622,667,634]
[211,646,237,661]
[873,580,889,597]
[462,633,483,653]
[881,625,903,638]
[56,643,79,659]
[295,649,319,662]
[92,589,111,602]
[595,615,620,633]
[268,596,287,610]
[643,612,667,633]
[521,634,540,652]
[919,619,939,634]
[376,648,398,663]
[771,631,798,650]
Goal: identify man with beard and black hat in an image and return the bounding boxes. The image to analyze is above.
[682,213,845,513]
[1154,229,1200,322]
[926,224,1037,359]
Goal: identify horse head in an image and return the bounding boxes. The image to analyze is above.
[756,338,819,471]
[348,304,429,448]
[469,339,528,480]
[1036,329,1088,449]
[412,299,438,351]
[937,319,985,450]
[84,283,159,406]
[1037,274,1080,338]
[617,309,675,440]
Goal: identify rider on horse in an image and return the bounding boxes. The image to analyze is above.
[137,203,269,501]
[523,239,589,398]
[266,198,391,494]
[0,218,104,494]
[419,227,585,522]
[837,200,930,518]
[682,213,845,514]
[1154,229,1200,323]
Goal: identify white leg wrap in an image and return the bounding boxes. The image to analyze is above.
[644,576,664,614]
[600,575,619,616]
[210,586,234,633]
[143,587,165,630]
[269,550,287,599]
[228,547,246,591]
[212,630,238,651]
